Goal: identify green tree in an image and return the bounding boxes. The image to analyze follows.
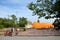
[0,18,4,25]
[0,18,4,29]
[52,0,60,30]
[11,15,17,23]
[19,17,27,27]
[27,0,56,19]
[0,15,18,28]
[0,25,4,29]
[51,0,60,18]
[3,18,14,28]
[11,14,18,27]
[27,0,60,29]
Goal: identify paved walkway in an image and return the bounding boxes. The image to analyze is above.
[0,29,60,36]
[15,29,60,36]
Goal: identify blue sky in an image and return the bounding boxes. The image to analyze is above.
[0,0,55,23]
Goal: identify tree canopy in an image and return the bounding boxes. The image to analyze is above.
[27,0,60,29]
[0,15,28,29]
[27,0,60,19]
[19,17,27,27]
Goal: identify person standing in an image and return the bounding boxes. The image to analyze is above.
[10,28,14,36]
[15,28,20,36]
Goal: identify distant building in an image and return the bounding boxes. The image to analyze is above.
[25,21,32,28]
[25,21,54,29]
[32,22,54,29]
